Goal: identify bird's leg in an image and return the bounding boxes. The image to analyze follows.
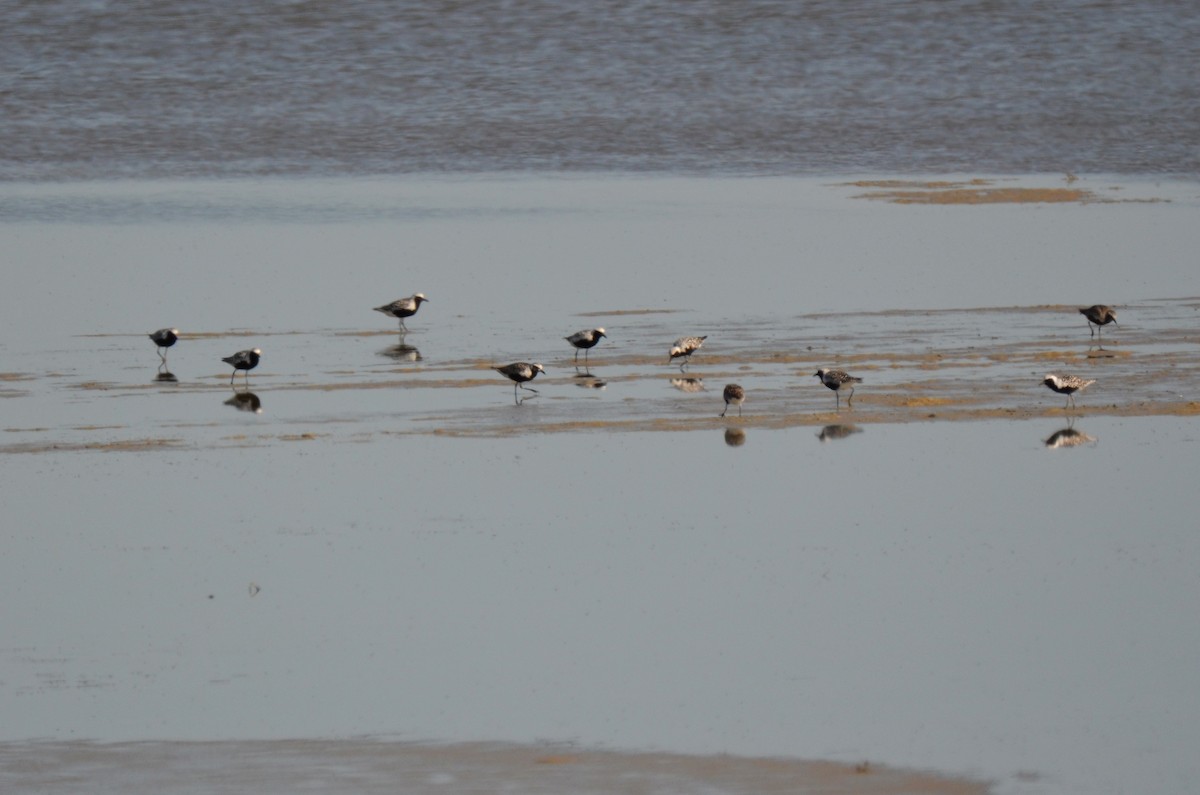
[847,386,855,407]
[720,405,728,417]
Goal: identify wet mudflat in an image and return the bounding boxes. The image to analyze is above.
[0,740,987,795]
[2,175,1199,795]
[1,298,1197,451]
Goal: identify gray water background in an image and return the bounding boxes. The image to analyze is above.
[3,1,1200,792]
[3,0,1199,180]
[2,176,1199,795]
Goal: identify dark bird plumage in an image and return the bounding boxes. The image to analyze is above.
[495,362,545,401]
[223,348,261,385]
[668,336,707,370]
[1044,426,1097,449]
[814,368,862,410]
[721,383,745,417]
[149,328,179,359]
[565,328,606,366]
[1079,305,1117,339]
[1042,373,1094,410]
[373,293,429,330]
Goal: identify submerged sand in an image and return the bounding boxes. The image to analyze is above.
[2,300,1195,450]
[0,740,990,795]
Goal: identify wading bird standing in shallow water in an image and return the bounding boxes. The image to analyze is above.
[149,328,179,360]
[1042,373,1094,410]
[668,336,706,370]
[495,362,544,402]
[721,383,745,417]
[223,348,261,386]
[814,368,862,410]
[1079,304,1117,340]
[565,328,606,367]
[373,293,429,331]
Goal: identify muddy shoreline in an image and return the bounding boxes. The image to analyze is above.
[3,300,1196,450]
[0,739,990,795]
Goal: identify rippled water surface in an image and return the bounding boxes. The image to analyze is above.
[3,0,1199,179]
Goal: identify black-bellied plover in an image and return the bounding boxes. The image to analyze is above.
[721,383,745,417]
[149,328,179,360]
[565,328,606,366]
[814,368,862,410]
[668,336,706,370]
[495,362,544,401]
[1079,305,1117,339]
[223,348,261,386]
[1042,373,1094,409]
[373,293,429,331]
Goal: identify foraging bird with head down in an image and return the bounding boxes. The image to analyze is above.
[721,383,745,417]
[1079,305,1117,339]
[668,336,706,370]
[149,328,179,360]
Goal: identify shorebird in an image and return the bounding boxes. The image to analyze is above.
[668,336,706,370]
[223,348,261,386]
[814,368,862,410]
[721,383,745,417]
[565,328,606,366]
[149,328,179,360]
[1079,305,1117,339]
[495,362,545,401]
[1042,374,1094,410]
[373,293,429,331]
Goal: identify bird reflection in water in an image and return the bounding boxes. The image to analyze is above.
[154,362,178,383]
[670,377,705,393]
[225,390,263,414]
[1044,425,1096,449]
[575,374,606,390]
[1086,344,1117,358]
[817,424,863,442]
[724,427,747,447]
[379,343,422,362]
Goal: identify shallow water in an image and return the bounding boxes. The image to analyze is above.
[3,417,1198,795]
[2,176,1199,795]
[3,0,1199,178]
